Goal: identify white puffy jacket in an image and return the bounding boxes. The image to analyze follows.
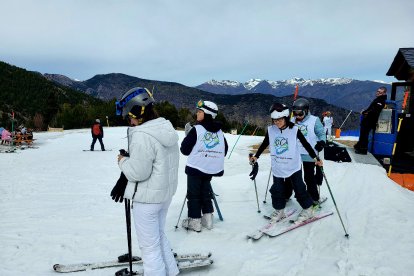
[119,118,179,203]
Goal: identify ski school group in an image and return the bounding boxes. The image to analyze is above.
[102,86,337,276]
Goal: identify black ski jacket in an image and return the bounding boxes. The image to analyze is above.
[361,94,387,127]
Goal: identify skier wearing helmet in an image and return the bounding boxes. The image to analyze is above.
[291,98,327,205]
[180,100,228,232]
[110,87,180,276]
[322,111,334,141]
[249,103,323,224]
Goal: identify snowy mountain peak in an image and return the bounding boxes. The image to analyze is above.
[206,77,357,90]
[206,79,243,87]
[244,79,263,89]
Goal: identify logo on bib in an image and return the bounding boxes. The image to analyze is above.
[274,136,288,154]
[298,124,308,137]
[202,131,220,149]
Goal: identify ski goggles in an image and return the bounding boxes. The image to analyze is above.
[269,103,288,113]
[293,110,305,117]
[196,100,217,114]
[115,88,149,116]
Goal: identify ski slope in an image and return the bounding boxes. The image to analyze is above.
[1,127,413,276]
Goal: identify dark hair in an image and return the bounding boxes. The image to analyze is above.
[140,103,159,124]
[287,120,295,129]
[379,86,387,93]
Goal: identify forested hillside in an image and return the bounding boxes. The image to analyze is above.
[0,61,117,130]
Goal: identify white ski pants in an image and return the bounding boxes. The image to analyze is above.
[324,126,332,139]
[132,199,179,276]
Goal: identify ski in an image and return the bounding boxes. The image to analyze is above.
[82,149,112,152]
[121,258,213,276]
[264,211,334,237]
[247,208,297,240]
[53,252,212,273]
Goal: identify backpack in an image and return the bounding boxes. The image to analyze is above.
[92,124,101,136]
[323,143,351,162]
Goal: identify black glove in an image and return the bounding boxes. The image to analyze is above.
[314,141,326,152]
[111,172,128,203]
[119,149,129,157]
[249,162,259,180]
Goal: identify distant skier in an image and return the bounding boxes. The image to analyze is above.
[90,119,105,151]
[322,111,334,142]
[291,98,326,205]
[110,87,180,276]
[249,103,323,223]
[354,86,387,155]
[180,100,228,232]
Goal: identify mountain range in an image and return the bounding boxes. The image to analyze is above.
[44,73,361,130]
[196,78,393,112]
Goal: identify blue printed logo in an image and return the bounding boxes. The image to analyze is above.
[273,136,288,154]
[298,125,308,137]
[202,131,220,149]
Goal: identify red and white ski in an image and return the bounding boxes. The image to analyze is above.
[263,211,334,237]
[247,209,297,240]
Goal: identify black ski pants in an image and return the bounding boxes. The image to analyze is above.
[270,169,313,210]
[357,119,376,150]
[91,136,105,151]
[303,162,321,202]
[186,175,214,218]
[283,163,323,201]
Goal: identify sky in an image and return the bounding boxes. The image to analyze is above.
[1,0,414,86]
[1,128,414,275]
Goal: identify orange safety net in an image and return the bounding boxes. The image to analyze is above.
[389,173,414,191]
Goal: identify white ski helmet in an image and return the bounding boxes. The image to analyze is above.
[115,87,154,118]
[269,103,290,119]
[196,100,218,119]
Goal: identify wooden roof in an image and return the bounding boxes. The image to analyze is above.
[386,48,414,81]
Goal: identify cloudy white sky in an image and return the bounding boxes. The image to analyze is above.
[1,0,413,86]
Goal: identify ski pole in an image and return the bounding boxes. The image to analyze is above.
[263,168,272,203]
[320,167,349,238]
[124,199,133,275]
[338,110,353,130]
[249,154,261,213]
[210,184,224,221]
[228,120,249,159]
[252,168,261,213]
[175,195,187,230]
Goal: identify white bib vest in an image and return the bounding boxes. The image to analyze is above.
[323,116,333,128]
[268,125,301,178]
[186,125,225,174]
[292,115,318,156]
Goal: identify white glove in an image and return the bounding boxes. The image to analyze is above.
[184,122,193,136]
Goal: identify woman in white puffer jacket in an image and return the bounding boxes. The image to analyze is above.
[112,87,180,276]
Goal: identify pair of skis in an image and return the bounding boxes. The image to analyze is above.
[247,206,333,240]
[53,252,213,274]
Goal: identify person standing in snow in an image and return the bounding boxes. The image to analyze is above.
[110,87,180,276]
[180,100,228,232]
[291,98,326,205]
[90,119,105,151]
[249,103,323,223]
[354,86,387,155]
[322,111,334,142]
[1,128,12,145]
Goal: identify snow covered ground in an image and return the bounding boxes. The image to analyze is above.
[1,127,414,276]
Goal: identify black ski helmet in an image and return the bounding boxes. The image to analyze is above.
[269,103,290,119]
[292,98,310,116]
[115,87,154,118]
